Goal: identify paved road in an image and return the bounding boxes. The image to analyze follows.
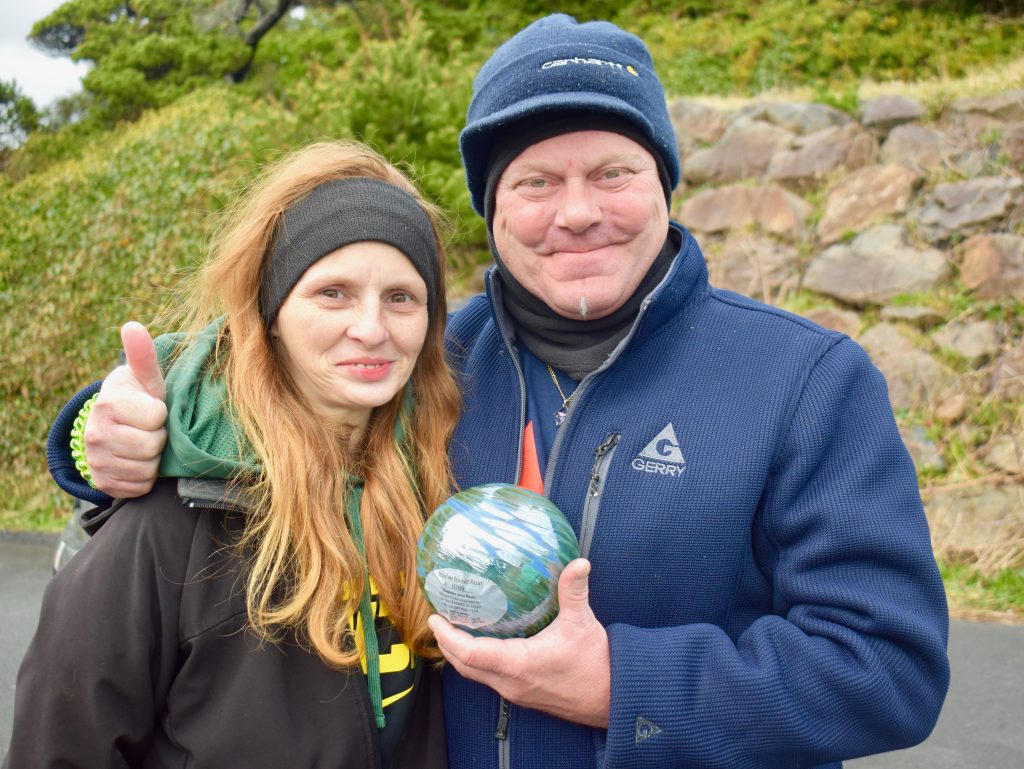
[1,536,54,760]
[2,536,1023,764]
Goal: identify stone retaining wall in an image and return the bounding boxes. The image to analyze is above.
[670,90,1023,570]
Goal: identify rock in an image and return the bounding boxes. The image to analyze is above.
[900,425,946,472]
[989,345,1024,401]
[953,149,995,178]
[860,323,958,410]
[860,94,926,138]
[880,305,946,330]
[669,98,729,145]
[703,234,803,301]
[934,393,970,424]
[881,350,959,411]
[860,322,918,356]
[766,123,878,188]
[817,164,921,244]
[912,175,1024,244]
[933,320,1002,368]
[734,101,852,135]
[803,224,949,305]
[677,184,812,238]
[803,307,862,337]
[959,233,1024,301]
[979,435,1024,475]
[951,90,1024,124]
[925,482,1024,562]
[880,124,962,175]
[683,117,795,184]
[1003,123,1024,170]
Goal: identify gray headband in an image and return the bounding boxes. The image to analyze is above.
[260,177,440,327]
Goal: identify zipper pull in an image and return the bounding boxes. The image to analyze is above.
[494,698,510,740]
[589,434,620,496]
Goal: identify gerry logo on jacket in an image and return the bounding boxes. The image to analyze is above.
[632,423,686,477]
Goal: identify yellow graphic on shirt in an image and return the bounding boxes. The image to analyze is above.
[349,576,416,708]
[382,685,415,708]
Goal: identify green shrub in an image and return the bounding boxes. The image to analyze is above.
[635,0,1024,94]
[280,8,483,263]
[0,88,294,527]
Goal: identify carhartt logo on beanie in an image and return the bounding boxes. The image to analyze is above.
[459,13,681,216]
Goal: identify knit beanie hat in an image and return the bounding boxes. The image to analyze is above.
[460,13,680,216]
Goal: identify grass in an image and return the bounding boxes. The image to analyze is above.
[942,561,1024,622]
[858,53,1024,117]
[689,50,1024,113]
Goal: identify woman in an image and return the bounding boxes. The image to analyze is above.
[5,142,460,768]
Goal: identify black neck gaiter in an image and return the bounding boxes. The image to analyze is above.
[494,229,679,380]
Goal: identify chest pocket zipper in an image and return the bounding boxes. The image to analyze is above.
[580,433,620,559]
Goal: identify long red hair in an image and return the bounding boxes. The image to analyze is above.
[182,141,460,664]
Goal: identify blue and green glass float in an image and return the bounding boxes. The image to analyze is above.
[416,483,580,639]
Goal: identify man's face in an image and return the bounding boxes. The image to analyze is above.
[492,130,669,320]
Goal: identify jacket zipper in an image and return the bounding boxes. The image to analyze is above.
[490,274,526,769]
[490,342,521,769]
[494,697,510,739]
[495,696,511,769]
[579,433,620,560]
[492,433,620,767]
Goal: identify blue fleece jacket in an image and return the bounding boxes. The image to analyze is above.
[441,222,949,769]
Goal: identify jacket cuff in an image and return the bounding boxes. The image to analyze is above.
[47,381,114,508]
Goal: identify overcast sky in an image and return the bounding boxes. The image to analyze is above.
[0,0,88,108]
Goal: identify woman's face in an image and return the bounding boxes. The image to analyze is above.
[272,242,429,429]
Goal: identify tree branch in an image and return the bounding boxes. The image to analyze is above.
[240,0,294,47]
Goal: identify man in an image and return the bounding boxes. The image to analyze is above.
[50,14,949,769]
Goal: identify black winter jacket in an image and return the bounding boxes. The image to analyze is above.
[3,478,447,769]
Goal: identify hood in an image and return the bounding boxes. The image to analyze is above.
[156,317,260,480]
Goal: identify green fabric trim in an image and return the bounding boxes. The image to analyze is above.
[154,317,260,480]
[70,392,100,488]
[346,480,386,729]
